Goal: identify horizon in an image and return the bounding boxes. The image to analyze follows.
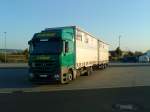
[0,0,149,52]
[0,48,148,53]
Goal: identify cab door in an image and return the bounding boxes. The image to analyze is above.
[62,40,75,68]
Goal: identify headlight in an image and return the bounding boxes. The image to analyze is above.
[32,63,35,67]
[29,73,34,78]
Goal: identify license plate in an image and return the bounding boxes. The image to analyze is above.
[40,75,48,78]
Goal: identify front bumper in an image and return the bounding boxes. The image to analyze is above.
[28,69,61,83]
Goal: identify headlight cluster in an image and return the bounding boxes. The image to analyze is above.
[54,74,60,80]
[31,63,36,67]
[29,73,34,78]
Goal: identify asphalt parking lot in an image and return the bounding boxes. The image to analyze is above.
[0,63,150,112]
[0,63,150,92]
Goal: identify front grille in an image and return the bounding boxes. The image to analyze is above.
[32,61,60,74]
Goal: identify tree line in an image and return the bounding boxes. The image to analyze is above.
[0,48,29,63]
[110,47,143,61]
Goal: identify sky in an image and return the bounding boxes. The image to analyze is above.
[0,0,149,52]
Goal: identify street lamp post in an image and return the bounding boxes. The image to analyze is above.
[4,32,7,63]
[119,35,121,48]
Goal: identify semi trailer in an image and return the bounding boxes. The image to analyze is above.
[28,26,109,83]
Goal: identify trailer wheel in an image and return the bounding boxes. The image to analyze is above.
[103,64,106,69]
[99,64,103,69]
[104,64,108,69]
[102,64,105,69]
[85,67,93,76]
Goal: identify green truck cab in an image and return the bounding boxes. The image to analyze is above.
[28,27,76,84]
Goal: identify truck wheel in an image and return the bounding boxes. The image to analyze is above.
[68,73,73,81]
[61,73,67,84]
[68,70,74,81]
[61,71,73,84]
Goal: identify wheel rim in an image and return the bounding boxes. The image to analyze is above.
[68,74,73,81]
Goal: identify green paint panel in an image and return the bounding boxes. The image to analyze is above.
[34,30,61,39]
[29,27,76,70]
[62,28,74,40]
[61,27,75,68]
[29,55,57,62]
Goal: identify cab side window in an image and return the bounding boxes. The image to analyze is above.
[64,41,69,53]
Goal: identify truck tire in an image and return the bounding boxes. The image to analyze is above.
[102,64,105,69]
[103,64,106,69]
[99,64,103,69]
[61,70,74,84]
[68,69,74,81]
[67,73,73,81]
[61,73,67,84]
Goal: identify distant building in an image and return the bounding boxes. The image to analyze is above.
[145,50,150,57]
[139,50,150,63]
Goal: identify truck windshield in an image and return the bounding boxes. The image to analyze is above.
[30,40,62,54]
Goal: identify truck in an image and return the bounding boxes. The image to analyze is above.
[28,26,109,84]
